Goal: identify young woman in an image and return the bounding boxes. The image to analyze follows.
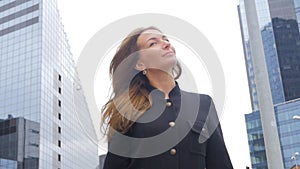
[101,26,233,169]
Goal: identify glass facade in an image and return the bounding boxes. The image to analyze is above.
[269,0,300,101]
[245,111,268,169]
[0,159,17,169]
[275,100,300,169]
[295,0,300,31]
[0,0,98,168]
[239,0,300,168]
[245,100,300,169]
[255,0,285,105]
[238,0,260,111]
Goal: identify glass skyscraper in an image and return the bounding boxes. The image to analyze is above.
[0,0,98,168]
[238,0,300,168]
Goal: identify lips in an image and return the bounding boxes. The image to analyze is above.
[163,51,175,57]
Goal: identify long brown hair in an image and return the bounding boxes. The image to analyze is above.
[101,26,182,140]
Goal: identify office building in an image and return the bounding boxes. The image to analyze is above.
[0,117,39,169]
[0,0,98,168]
[238,0,300,168]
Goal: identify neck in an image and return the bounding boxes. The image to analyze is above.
[146,69,176,99]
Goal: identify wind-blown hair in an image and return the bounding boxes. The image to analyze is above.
[101,26,182,140]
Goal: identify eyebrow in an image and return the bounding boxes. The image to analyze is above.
[145,35,167,43]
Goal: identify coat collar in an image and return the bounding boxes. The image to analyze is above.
[144,80,181,99]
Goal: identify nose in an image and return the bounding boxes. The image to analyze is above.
[162,40,171,49]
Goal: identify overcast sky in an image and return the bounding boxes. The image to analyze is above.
[57,0,252,168]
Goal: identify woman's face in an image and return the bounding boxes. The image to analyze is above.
[135,29,177,74]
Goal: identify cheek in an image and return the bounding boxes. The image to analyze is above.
[139,49,162,65]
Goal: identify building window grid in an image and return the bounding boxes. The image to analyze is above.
[0,32,40,57]
[0,0,99,168]
[1,1,34,14]
[0,11,40,33]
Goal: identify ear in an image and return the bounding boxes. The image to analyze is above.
[135,59,146,71]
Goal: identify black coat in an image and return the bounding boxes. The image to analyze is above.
[103,84,233,169]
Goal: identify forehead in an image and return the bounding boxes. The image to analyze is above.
[140,29,162,37]
[137,29,163,44]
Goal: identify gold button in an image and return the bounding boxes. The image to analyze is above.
[169,122,175,127]
[170,148,176,155]
[166,101,172,107]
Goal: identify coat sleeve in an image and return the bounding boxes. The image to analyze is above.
[204,96,234,169]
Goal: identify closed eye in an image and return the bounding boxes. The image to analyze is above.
[149,42,157,47]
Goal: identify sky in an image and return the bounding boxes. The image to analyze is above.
[57,0,252,168]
